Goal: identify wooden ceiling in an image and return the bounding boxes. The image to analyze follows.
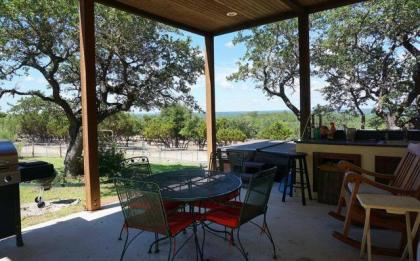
[96,0,368,36]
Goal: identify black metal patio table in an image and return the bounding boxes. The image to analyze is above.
[146,169,241,201]
[144,169,242,260]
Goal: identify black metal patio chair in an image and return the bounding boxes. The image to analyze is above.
[116,158,184,248]
[203,167,277,260]
[121,156,152,179]
[227,151,263,188]
[114,178,197,261]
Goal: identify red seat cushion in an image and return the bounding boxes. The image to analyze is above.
[194,189,240,209]
[164,200,183,210]
[204,204,242,229]
[167,212,199,236]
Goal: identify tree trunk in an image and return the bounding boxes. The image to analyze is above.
[360,115,365,129]
[385,114,397,130]
[64,124,84,176]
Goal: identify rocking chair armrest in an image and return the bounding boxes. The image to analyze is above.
[343,171,363,186]
[344,172,416,197]
[338,161,394,180]
[359,177,416,196]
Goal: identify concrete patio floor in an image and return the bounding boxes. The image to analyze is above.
[1,184,401,261]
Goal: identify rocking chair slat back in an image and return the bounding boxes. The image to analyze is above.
[391,144,420,195]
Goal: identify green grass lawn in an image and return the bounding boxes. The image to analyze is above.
[20,156,199,228]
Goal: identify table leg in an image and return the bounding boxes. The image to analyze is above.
[193,221,204,261]
[360,208,371,260]
[367,222,372,261]
[402,213,420,261]
[190,204,204,261]
[404,212,414,261]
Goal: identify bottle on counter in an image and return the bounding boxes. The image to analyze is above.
[328,122,336,140]
[320,125,329,139]
[310,114,316,139]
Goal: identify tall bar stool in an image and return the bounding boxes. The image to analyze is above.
[282,152,312,205]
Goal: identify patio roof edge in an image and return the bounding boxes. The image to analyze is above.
[95,0,210,37]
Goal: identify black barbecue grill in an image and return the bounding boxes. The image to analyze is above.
[0,140,56,247]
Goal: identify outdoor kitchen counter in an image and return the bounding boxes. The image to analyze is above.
[297,139,418,148]
[295,141,412,197]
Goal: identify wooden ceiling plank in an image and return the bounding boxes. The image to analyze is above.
[95,0,209,36]
[97,0,371,37]
[280,0,306,13]
[173,0,238,23]
[214,11,296,36]
[214,0,290,19]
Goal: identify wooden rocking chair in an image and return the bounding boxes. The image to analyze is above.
[329,143,420,256]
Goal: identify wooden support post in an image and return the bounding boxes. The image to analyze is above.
[204,35,216,160]
[79,0,100,211]
[298,14,311,139]
[415,66,420,129]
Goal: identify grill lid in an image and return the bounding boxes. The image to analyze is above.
[0,140,20,186]
[0,140,18,157]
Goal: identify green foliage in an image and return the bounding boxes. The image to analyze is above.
[0,0,203,175]
[100,113,142,144]
[227,20,301,119]
[143,104,197,148]
[143,117,174,147]
[257,121,293,140]
[367,115,387,130]
[0,115,19,140]
[98,142,126,178]
[216,128,246,145]
[312,0,419,128]
[10,97,69,141]
[161,104,192,146]
[180,116,206,149]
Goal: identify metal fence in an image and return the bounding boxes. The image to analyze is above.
[17,141,208,165]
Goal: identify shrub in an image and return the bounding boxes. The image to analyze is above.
[98,142,125,178]
[217,128,246,145]
[258,121,293,140]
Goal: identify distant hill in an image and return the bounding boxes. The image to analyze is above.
[134,108,376,118]
[215,110,286,117]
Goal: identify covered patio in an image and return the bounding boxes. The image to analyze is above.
[2,0,418,261]
[79,0,372,212]
[1,190,400,261]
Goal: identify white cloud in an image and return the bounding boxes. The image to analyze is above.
[215,66,236,89]
[224,41,235,48]
[22,75,47,84]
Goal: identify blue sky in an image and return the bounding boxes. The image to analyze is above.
[0,30,328,113]
[186,31,327,112]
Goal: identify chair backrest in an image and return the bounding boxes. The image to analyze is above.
[122,156,152,179]
[113,178,169,236]
[239,167,277,224]
[208,149,224,172]
[227,151,244,173]
[391,143,420,194]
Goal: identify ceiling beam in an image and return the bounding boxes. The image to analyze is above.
[213,11,296,36]
[307,0,369,13]
[95,0,209,36]
[280,0,305,14]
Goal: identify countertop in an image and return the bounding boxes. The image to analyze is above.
[297,139,418,148]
